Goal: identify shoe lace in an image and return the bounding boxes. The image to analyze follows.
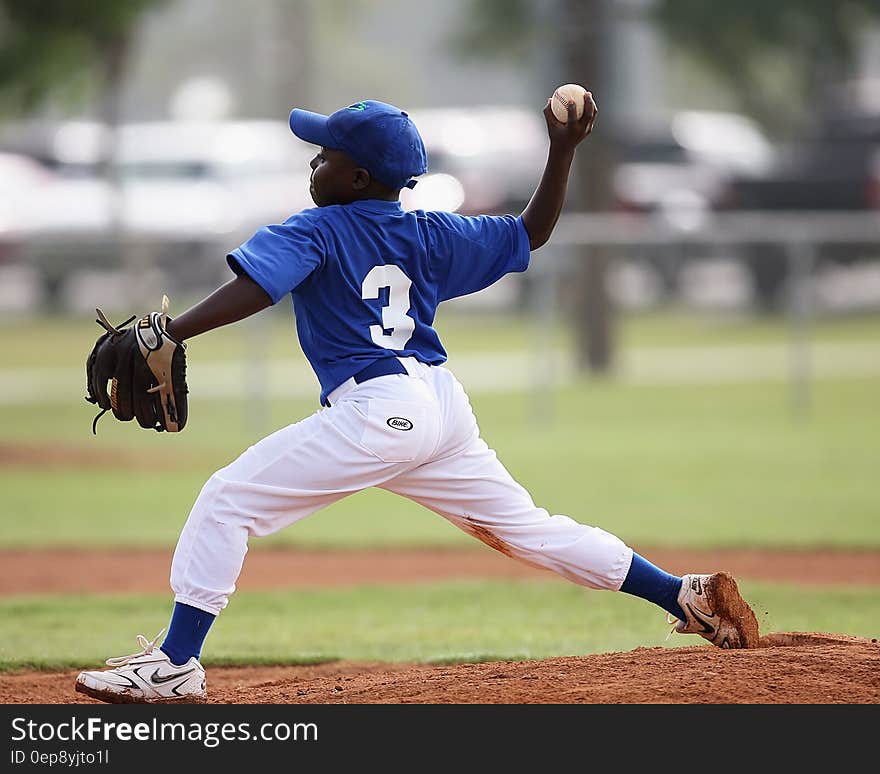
[665,612,679,641]
[105,628,166,667]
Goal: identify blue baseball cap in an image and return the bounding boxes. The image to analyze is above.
[289,100,428,190]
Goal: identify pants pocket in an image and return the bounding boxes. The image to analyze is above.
[360,399,428,463]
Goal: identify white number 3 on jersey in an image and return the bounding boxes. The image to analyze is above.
[361,264,416,350]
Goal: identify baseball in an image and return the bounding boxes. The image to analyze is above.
[551,83,588,123]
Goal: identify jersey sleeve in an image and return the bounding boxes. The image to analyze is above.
[426,212,531,302]
[226,213,325,304]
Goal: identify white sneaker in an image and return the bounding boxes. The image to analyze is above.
[75,629,206,704]
[672,572,760,649]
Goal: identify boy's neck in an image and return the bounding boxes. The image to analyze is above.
[356,190,400,203]
[345,192,401,205]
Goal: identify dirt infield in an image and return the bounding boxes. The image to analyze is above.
[3,545,880,595]
[2,547,878,704]
[2,633,877,705]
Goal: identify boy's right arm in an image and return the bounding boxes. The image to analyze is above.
[165,273,272,342]
[520,91,597,251]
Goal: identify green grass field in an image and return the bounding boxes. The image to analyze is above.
[4,302,880,366]
[3,581,878,671]
[1,376,878,549]
[1,308,878,669]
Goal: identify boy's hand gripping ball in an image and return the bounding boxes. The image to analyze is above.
[551,83,589,123]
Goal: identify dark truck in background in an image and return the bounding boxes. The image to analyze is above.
[719,101,880,308]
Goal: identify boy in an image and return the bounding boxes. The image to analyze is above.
[75,93,758,704]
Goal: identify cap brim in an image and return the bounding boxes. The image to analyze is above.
[288,108,334,147]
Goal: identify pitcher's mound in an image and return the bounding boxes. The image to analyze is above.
[3,632,877,704]
[759,631,876,648]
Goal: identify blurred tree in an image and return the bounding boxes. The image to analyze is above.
[453,0,617,374]
[454,0,880,372]
[561,0,616,373]
[450,0,537,62]
[652,0,880,135]
[0,0,168,307]
[0,0,168,121]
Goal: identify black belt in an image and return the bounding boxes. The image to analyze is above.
[352,358,408,384]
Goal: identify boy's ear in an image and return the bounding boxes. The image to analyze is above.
[352,168,371,190]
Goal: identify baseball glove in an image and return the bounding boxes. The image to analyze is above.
[85,295,188,434]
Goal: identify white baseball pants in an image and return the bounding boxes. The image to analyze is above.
[170,357,634,614]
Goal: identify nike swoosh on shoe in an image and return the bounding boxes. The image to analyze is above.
[148,667,197,685]
[685,603,718,635]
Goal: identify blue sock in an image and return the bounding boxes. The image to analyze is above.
[159,602,216,666]
[619,552,685,621]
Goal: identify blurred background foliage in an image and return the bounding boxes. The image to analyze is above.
[0,0,169,116]
[2,1,877,131]
[653,0,880,136]
[456,0,880,136]
[0,0,879,356]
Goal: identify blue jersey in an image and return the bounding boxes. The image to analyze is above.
[227,199,531,405]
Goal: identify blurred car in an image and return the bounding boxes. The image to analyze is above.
[3,110,543,305]
[719,80,880,307]
[113,119,314,241]
[1,118,316,301]
[608,110,776,298]
[408,106,547,215]
[0,151,56,264]
[2,124,115,235]
[724,80,880,212]
[612,109,774,223]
